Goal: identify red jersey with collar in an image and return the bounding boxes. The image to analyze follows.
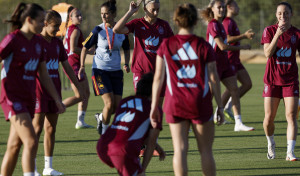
[206,19,230,72]
[223,17,241,65]
[0,30,45,103]
[157,34,215,118]
[125,17,173,73]
[261,24,300,85]
[98,96,162,156]
[36,36,68,101]
[64,24,84,58]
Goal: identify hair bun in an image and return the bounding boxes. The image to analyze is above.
[108,0,116,5]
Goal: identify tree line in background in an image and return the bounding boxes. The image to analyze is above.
[0,0,299,49]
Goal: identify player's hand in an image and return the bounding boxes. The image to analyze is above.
[55,100,66,114]
[244,29,255,39]
[150,106,161,129]
[129,1,140,14]
[215,107,224,126]
[78,67,85,80]
[276,24,288,36]
[123,64,130,73]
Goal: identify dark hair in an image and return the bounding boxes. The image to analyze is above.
[277,2,292,13]
[225,0,234,7]
[5,3,44,32]
[174,3,198,28]
[200,0,224,22]
[45,10,61,23]
[136,72,154,97]
[101,0,117,14]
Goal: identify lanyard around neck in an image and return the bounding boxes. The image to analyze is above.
[105,23,115,53]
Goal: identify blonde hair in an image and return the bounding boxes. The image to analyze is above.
[200,0,224,22]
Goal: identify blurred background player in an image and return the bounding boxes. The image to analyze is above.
[222,0,255,121]
[97,73,165,176]
[32,10,85,176]
[261,2,299,161]
[113,0,173,107]
[63,6,92,129]
[201,0,254,131]
[80,0,130,135]
[0,3,65,176]
[150,3,224,176]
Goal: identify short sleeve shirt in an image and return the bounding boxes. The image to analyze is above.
[223,17,241,65]
[125,18,173,73]
[206,19,230,72]
[261,24,300,85]
[0,30,45,103]
[83,23,130,71]
[157,34,216,118]
[36,37,67,101]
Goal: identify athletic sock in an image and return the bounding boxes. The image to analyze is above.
[23,172,34,176]
[225,97,232,110]
[45,156,53,169]
[266,135,275,146]
[102,124,109,134]
[234,115,242,125]
[34,158,38,172]
[287,140,296,154]
[77,111,86,123]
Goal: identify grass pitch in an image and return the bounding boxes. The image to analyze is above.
[0,64,299,175]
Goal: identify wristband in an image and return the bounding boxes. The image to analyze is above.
[124,64,129,67]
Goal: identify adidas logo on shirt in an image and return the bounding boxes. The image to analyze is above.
[171,42,198,79]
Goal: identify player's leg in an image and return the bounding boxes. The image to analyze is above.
[283,96,298,161]
[263,97,280,159]
[2,113,38,175]
[42,113,63,175]
[222,76,254,131]
[32,113,46,175]
[169,120,190,176]
[192,120,215,176]
[236,68,252,97]
[1,123,22,176]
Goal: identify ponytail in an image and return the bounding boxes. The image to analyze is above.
[5,3,44,32]
[200,0,224,22]
[65,6,75,31]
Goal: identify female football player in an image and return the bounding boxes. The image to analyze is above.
[261,2,299,161]
[151,3,224,176]
[0,3,65,176]
[201,0,254,131]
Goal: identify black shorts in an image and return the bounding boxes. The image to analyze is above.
[91,68,123,96]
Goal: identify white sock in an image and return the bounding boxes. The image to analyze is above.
[77,111,86,122]
[102,124,109,134]
[287,140,296,154]
[225,97,232,110]
[234,115,242,125]
[45,156,52,169]
[34,158,38,172]
[266,135,275,146]
[23,172,34,176]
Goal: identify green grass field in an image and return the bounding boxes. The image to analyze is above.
[0,64,300,175]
